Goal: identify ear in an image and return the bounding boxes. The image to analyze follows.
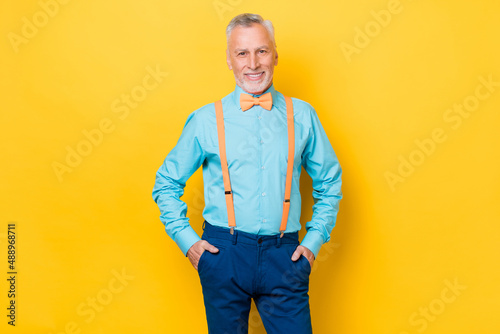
[274,48,279,66]
[226,49,233,70]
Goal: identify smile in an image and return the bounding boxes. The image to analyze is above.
[245,72,264,81]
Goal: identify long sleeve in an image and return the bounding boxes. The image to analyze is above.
[152,111,206,255]
[300,106,343,258]
[152,86,342,258]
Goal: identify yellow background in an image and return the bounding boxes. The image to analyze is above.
[1,0,499,333]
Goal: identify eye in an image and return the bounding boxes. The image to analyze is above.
[259,50,267,54]
[237,51,246,56]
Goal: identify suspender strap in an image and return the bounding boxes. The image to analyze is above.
[214,96,295,235]
[214,100,236,228]
[280,95,295,234]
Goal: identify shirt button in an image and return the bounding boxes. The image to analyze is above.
[262,219,267,223]
[261,166,265,170]
[258,116,262,120]
[260,140,264,144]
[261,192,266,197]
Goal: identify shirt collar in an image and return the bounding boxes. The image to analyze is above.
[231,83,278,111]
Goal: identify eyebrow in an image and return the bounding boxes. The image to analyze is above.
[233,45,270,53]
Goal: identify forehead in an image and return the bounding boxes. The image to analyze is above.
[228,23,273,49]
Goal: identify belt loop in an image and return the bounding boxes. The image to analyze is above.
[232,229,237,245]
[276,234,282,248]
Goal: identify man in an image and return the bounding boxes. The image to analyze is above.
[152,13,342,334]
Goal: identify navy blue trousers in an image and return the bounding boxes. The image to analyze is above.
[197,221,313,334]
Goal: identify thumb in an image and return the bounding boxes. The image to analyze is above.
[205,243,219,254]
[291,248,302,262]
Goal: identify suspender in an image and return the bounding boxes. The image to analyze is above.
[214,100,236,229]
[214,96,295,237]
[281,96,295,234]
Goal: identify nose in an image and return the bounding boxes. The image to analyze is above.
[248,53,259,70]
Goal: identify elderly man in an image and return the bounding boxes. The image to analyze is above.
[153,13,342,334]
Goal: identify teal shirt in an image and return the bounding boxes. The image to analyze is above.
[152,84,342,257]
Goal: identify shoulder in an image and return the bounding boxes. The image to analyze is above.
[290,96,316,114]
[277,92,318,120]
[184,101,217,125]
[189,90,236,120]
[192,101,216,116]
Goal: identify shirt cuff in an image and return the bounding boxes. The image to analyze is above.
[175,226,202,256]
[300,229,325,258]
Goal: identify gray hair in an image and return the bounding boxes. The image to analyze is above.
[226,13,276,48]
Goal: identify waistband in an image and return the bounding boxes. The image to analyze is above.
[202,221,299,247]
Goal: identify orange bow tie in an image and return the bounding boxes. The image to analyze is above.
[240,92,273,111]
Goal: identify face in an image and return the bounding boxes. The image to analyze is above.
[226,23,278,95]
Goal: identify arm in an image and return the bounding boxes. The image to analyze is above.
[152,111,206,256]
[299,106,343,258]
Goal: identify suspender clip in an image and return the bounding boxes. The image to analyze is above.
[225,190,232,195]
[279,231,284,238]
[230,226,234,235]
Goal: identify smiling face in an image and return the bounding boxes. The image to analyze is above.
[226,23,278,95]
